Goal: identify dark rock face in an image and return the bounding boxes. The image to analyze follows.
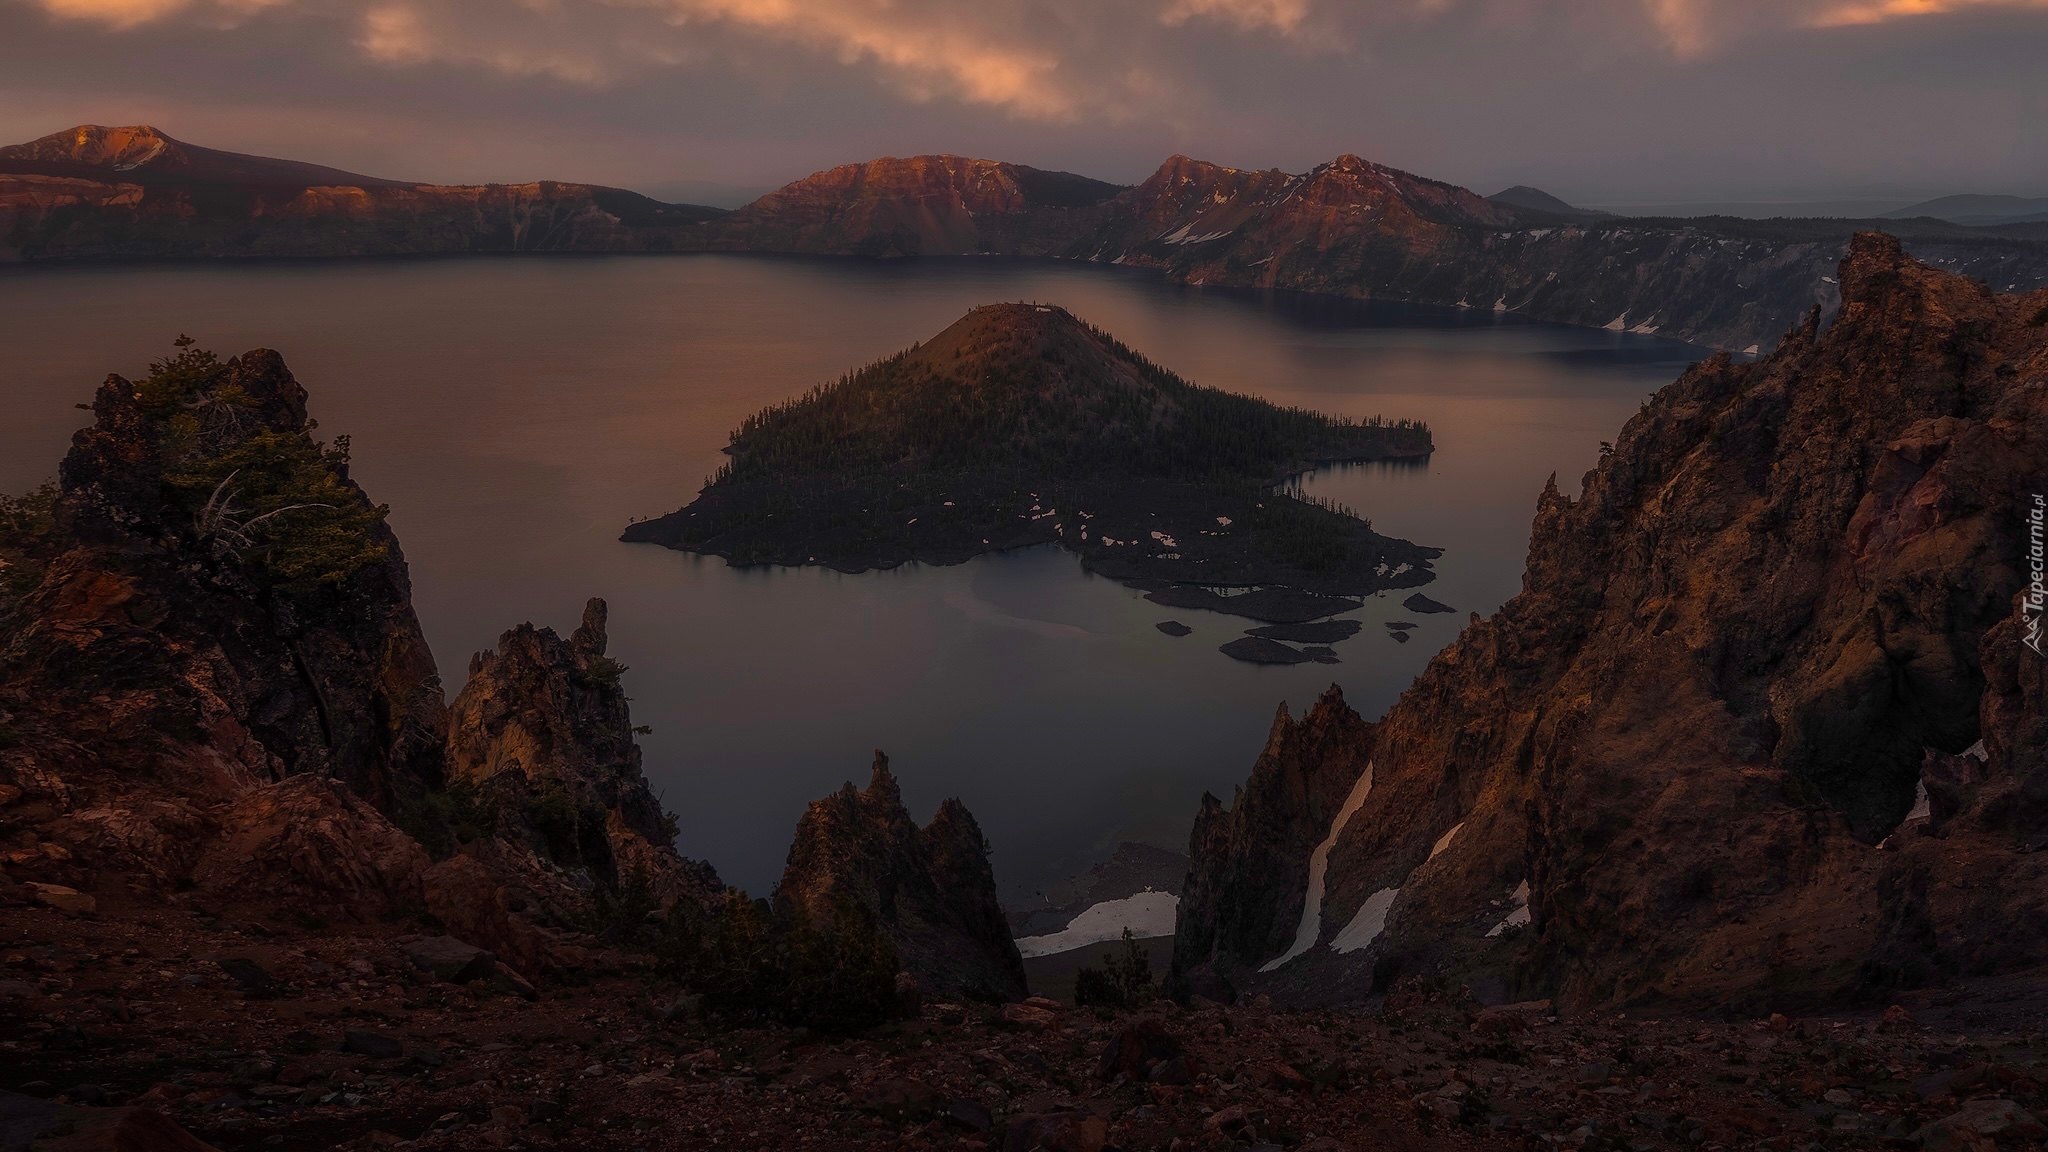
[0,346,447,844]
[446,598,719,905]
[1173,689,1373,993]
[1177,235,2048,1010]
[778,753,1026,1002]
[0,346,715,979]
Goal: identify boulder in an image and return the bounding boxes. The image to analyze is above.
[25,883,95,915]
[1916,1099,2047,1149]
[1096,1017,1185,1083]
[1001,1111,1107,1152]
[421,855,551,980]
[1000,1002,1060,1031]
[193,776,427,918]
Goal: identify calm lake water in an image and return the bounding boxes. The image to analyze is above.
[0,256,1697,900]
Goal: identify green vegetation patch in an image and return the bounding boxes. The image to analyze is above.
[146,337,391,591]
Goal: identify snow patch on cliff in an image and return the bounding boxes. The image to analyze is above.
[1260,761,1375,972]
[1330,887,1400,954]
[1014,890,1180,958]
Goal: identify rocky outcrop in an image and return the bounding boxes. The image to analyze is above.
[0,341,474,934]
[191,775,430,919]
[1172,689,1374,997]
[1177,234,2048,1011]
[0,342,713,972]
[0,344,447,832]
[778,753,1026,1002]
[445,598,720,906]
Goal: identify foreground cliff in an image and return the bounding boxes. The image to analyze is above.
[0,338,450,911]
[0,336,1026,1021]
[1177,234,2048,1012]
[0,341,721,958]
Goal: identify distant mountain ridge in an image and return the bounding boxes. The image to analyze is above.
[704,154,1123,256]
[0,123,727,261]
[0,123,404,188]
[1486,184,1612,221]
[1886,193,2048,227]
[7,124,2048,351]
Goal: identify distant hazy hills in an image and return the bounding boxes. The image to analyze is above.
[1884,193,2048,227]
[1486,185,1613,222]
[7,123,2048,352]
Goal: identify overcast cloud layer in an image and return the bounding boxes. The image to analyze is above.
[1,0,2042,205]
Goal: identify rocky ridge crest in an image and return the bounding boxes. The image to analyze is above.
[778,753,1027,1003]
[1177,234,2048,1012]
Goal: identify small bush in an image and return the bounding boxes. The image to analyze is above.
[138,337,391,592]
[655,890,900,1034]
[1075,929,1155,1010]
[584,655,628,694]
[525,781,582,862]
[778,895,900,1033]
[0,481,59,601]
[593,864,659,945]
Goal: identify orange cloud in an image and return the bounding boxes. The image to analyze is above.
[35,0,281,29]
[672,0,1077,118]
[22,0,2048,120]
[1808,0,2048,26]
[357,4,614,83]
[1159,0,1313,34]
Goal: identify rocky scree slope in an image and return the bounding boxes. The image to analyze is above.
[1175,234,2048,1012]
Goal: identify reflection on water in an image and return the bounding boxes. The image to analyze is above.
[0,255,1696,897]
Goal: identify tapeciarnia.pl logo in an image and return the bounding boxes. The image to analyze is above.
[2028,493,2045,657]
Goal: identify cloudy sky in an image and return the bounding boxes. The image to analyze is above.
[1,0,2042,206]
